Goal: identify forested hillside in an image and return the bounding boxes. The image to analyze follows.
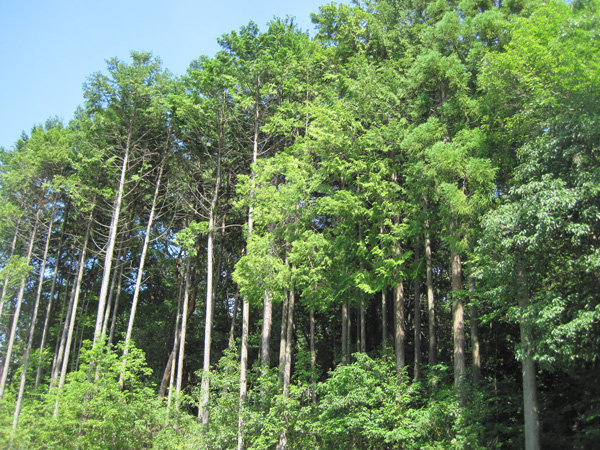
[1,1,599,448]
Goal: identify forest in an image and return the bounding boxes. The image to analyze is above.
[0,0,599,448]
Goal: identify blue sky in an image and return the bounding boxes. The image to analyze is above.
[0,0,344,150]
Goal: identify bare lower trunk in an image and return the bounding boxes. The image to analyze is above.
[228,285,240,350]
[200,225,216,425]
[36,201,70,387]
[469,276,481,382]
[0,217,21,322]
[414,247,422,380]
[101,247,122,340]
[13,200,57,430]
[54,207,93,416]
[360,301,366,353]
[394,282,405,377]
[165,268,183,415]
[261,291,273,372]
[236,297,250,450]
[424,211,436,365]
[310,308,316,404]
[0,210,39,401]
[451,247,465,403]
[277,286,295,450]
[381,290,387,347]
[175,257,192,411]
[519,270,540,450]
[341,301,348,364]
[121,153,166,387]
[50,274,74,388]
[278,290,289,384]
[108,259,126,346]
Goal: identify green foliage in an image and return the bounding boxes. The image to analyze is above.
[1,340,183,450]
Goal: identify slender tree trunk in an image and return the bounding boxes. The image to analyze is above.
[175,256,191,411]
[50,272,74,388]
[13,199,57,430]
[451,246,465,403]
[237,296,250,450]
[165,267,183,415]
[200,131,222,425]
[277,285,295,450]
[261,291,273,372]
[199,215,216,425]
[310,308,316,404]
[0,210,39,401]
[278,289,289,384]
[159,255,197,400]
[73,289,91,372]
[228,285,240,350]
[101,246,122,340]
[360,301,366,353]
[36,200,70,387]
[414,246,422,380]
[519,270,540,450]
[108,258,126,346]
[0,217,21,323]
[423,197,437,366]
[93,112,135,346]
[394,282,405,377]
[469,276,481,382]
[282,287,295,399]
[54,206,94,416]
[121,152,167,386]
[381,290,387,348]
[159,264,183,400]
[341,301,348,364]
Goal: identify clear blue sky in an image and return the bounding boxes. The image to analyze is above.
[0,0,344,150]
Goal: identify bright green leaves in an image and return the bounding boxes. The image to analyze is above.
[476,0,600,376]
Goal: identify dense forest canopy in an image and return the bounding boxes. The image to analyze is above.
[0,1,599,449]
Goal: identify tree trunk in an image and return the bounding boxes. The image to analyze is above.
[200,214,217,425]
[93,112,135,346]
[54,206,94,416]
[228,285,240,351]
[50,271,74,388]
[381,290,387,347]
[519,270,540,450]
[0,210,39,401]
[0,217,21,323]
[414,247,422,380]
[360,301,366,353]
[451,247,465,403]
[121,151,167,386]
[108,258,126,346]
[13,198,58,430]
[423,196,436,365]
[278,289,289,384]
[394,281,405,377]
[310,308,316,404]
[237,296,250,450]
[277,285,295,450]
[101,246,122,340]
[175,256,192,411]
[165,265,183,414]
[261,291,273,372]
[469,276,481,382]
[36,199,70,387]
[341,301,349,364]
[200,121,222,425]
